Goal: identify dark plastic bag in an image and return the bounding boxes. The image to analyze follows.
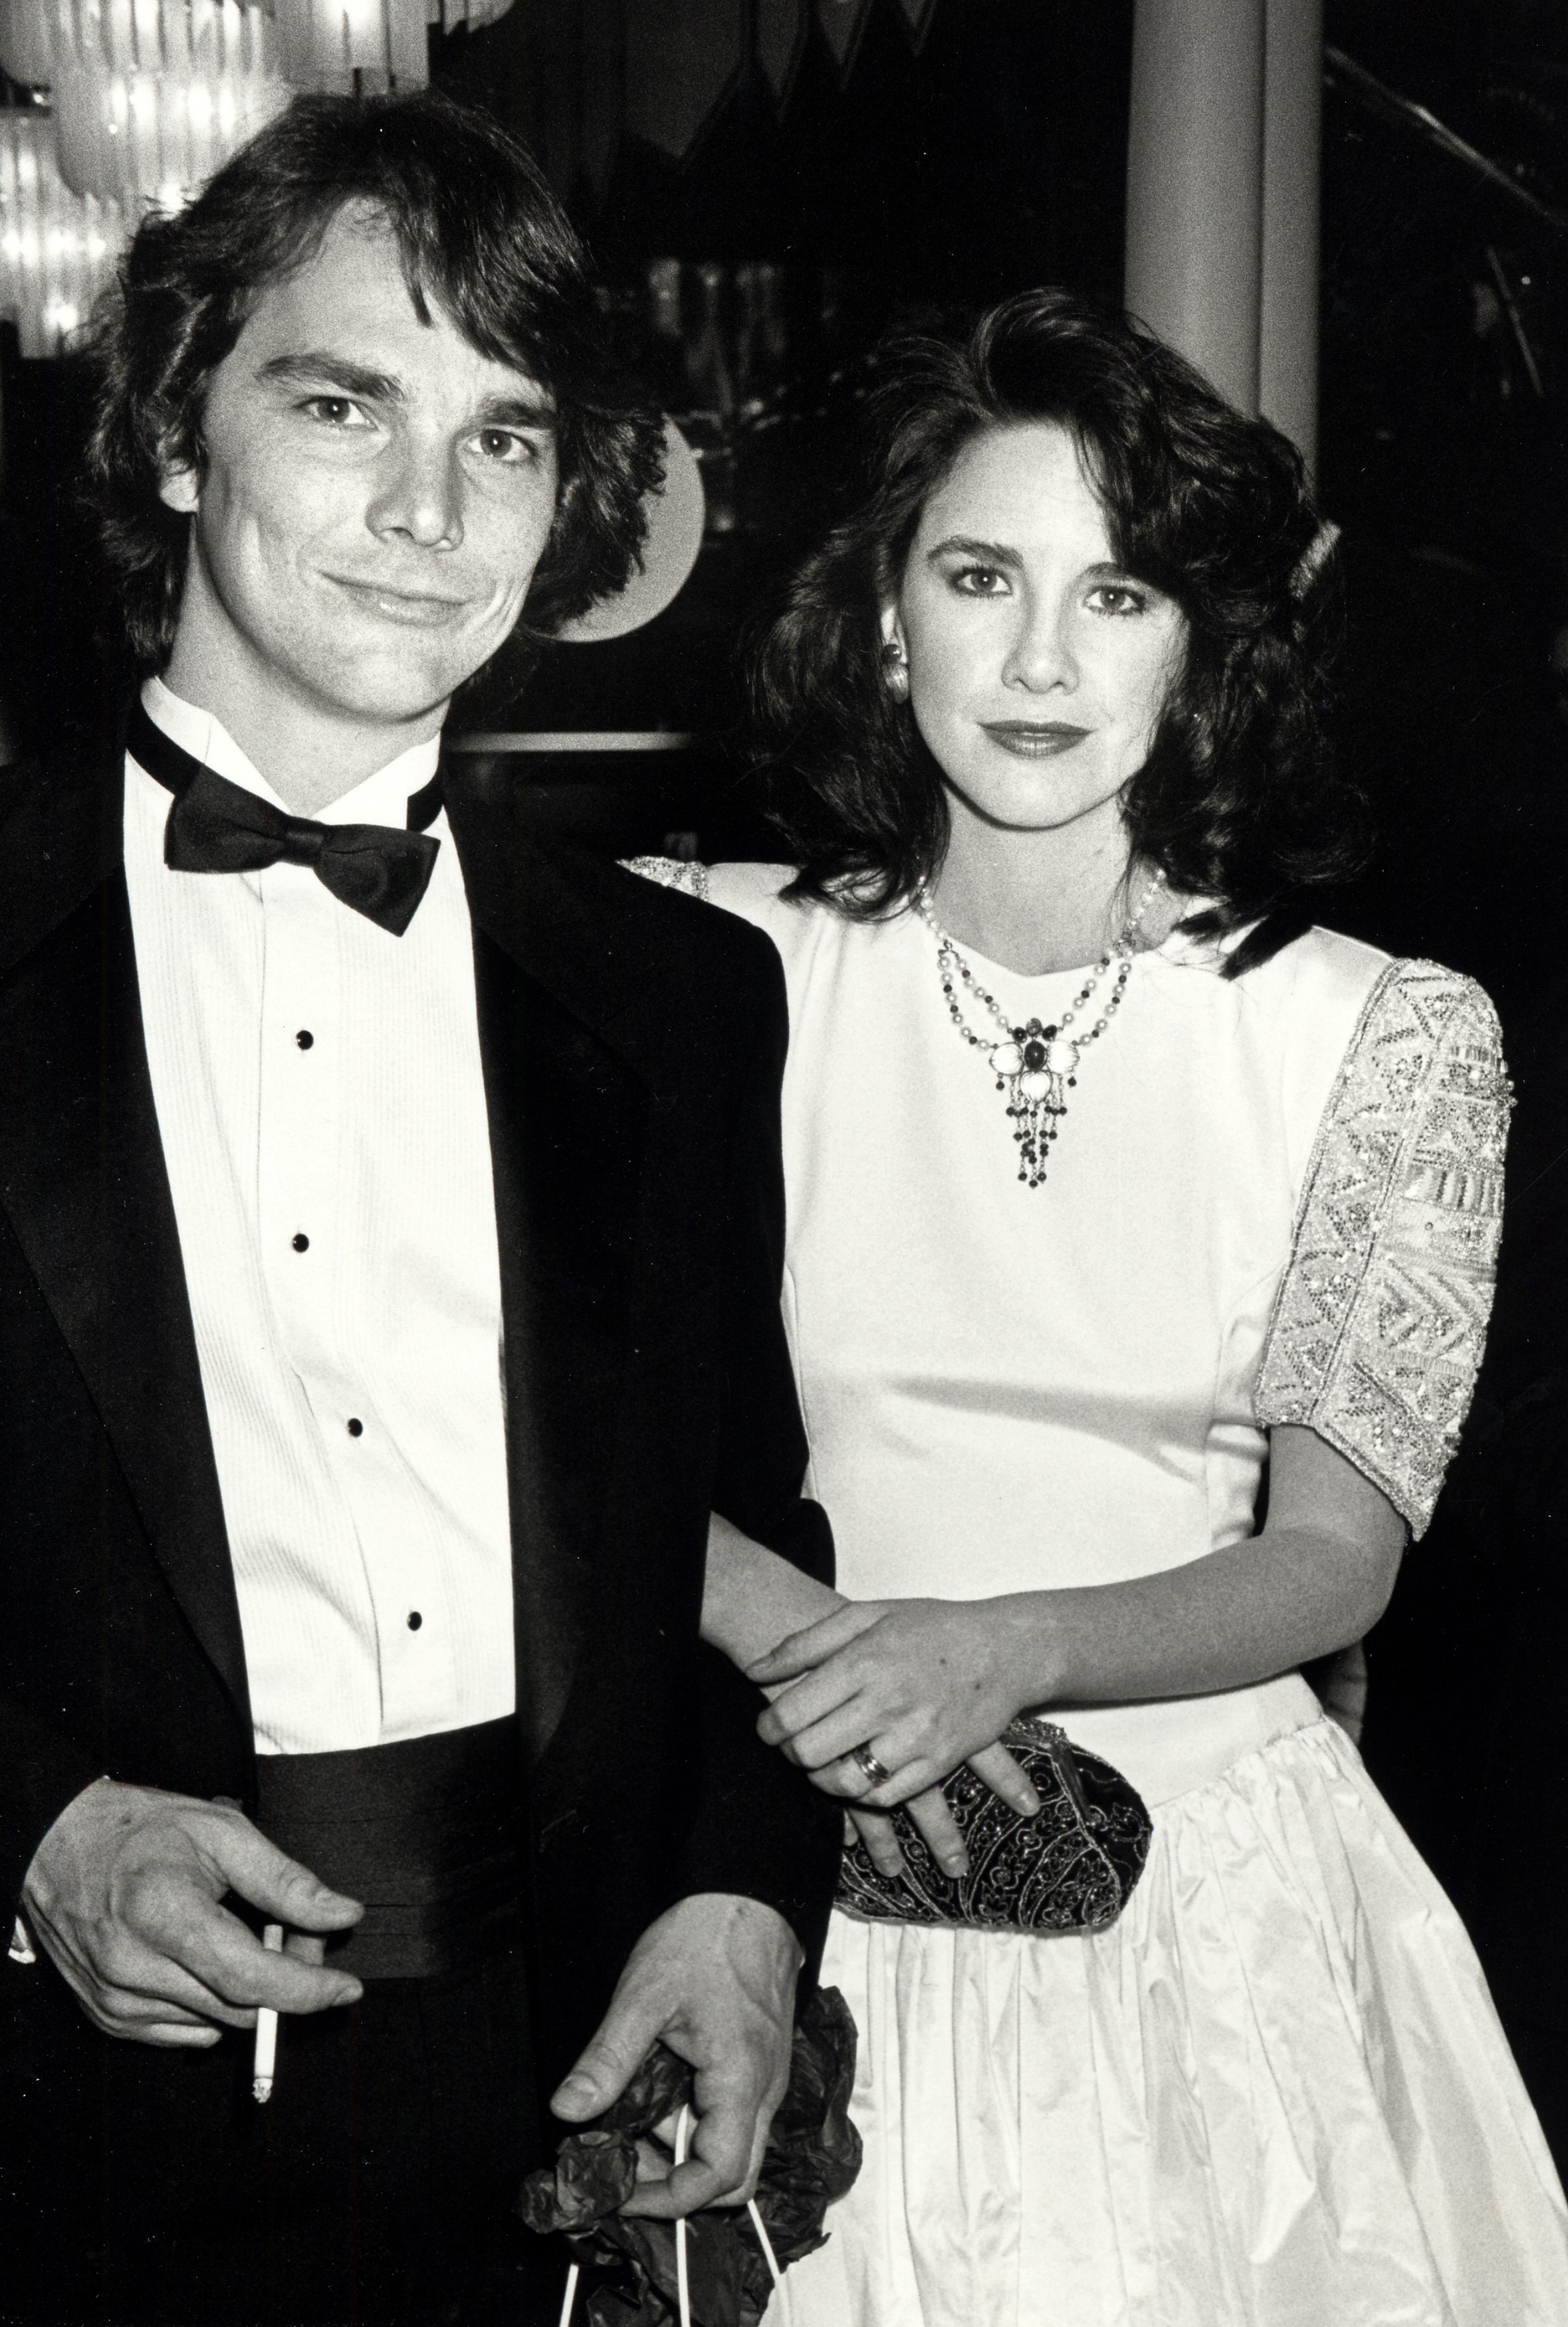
[518,1985,861,2327]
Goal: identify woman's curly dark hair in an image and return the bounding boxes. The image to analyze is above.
[81,88,665,671]
[750,289,1365,971]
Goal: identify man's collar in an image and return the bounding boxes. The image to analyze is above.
[139,677,443,831]
[1,713,702,1101]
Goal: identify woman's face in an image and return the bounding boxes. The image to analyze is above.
[885,420,1186,841]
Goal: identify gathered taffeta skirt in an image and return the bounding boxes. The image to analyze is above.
[767,1717,1568,2327]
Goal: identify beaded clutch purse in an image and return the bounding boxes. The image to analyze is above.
[834,1715,1153,1936]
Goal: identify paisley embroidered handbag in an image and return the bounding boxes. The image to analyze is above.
[834,1715,1153,1935]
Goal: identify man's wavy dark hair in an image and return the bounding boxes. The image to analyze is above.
[750,289,1365,971]
[82,87,665,672]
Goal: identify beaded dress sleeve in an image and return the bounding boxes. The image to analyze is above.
[1254,960,1511,1537]
[621,854,711,901]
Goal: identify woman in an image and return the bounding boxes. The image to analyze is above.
[636,291,1568,2322]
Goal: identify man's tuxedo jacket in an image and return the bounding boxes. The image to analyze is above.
[0,725,840,2086]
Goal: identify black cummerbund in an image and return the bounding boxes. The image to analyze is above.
[253,1716,524,1981]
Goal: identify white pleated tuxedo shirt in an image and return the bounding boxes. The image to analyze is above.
[123,678,515,1755]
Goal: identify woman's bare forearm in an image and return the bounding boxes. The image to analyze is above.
[715,1428,1406,1745]
[701,1511,847,1670]
[746,1429,1408,1806]
[989,1521,1402,1713]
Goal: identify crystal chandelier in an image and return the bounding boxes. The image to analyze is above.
[0,0,518,236]
[45,0,290,212]
[0,104,125,354]
[0,0,515,360]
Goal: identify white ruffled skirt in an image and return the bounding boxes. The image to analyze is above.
[766,1715,1568,2327]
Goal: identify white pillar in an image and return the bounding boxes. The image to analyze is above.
[1123,0,1267,417]
[1259,0,1323,469]
[1124,0,1322,465]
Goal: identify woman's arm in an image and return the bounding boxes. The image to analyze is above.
[701,1513,847,1665]
[701,1513,1041,1874]
[747,1425,1406,1807]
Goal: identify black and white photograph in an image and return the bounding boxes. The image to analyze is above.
[1,2,1566,2322]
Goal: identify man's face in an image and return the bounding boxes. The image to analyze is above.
[160,205,560,731]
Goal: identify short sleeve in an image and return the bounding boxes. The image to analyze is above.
[620,854,710,902]
[1254,960,1510,1537]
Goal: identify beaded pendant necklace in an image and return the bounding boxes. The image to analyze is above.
[914,868,1165,1188]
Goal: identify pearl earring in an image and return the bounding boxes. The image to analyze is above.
[880,640,909,697]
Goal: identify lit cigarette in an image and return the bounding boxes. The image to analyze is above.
[253,1923,284,2104]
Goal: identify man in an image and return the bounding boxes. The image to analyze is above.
[0,89,840,2325]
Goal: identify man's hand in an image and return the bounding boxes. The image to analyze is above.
[21,1778,365,2047]
[550,1893,800,2217]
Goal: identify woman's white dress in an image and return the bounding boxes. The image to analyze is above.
[635,857,1568,2324]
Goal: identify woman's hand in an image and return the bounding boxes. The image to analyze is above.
[843,1739,1042,1881]
[748,1598,1040,1812]
[705,1528,1047,1872]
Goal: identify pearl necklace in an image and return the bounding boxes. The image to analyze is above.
[914,868,1165,1189]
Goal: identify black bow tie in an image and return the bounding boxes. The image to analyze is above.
[127,703,443,938]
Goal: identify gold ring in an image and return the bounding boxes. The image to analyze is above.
[849,1743,893,1788]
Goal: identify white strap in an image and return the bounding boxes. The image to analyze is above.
[673,2103,694,2327]
[749,2196,790,2322]
[557,2105,792,2326]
